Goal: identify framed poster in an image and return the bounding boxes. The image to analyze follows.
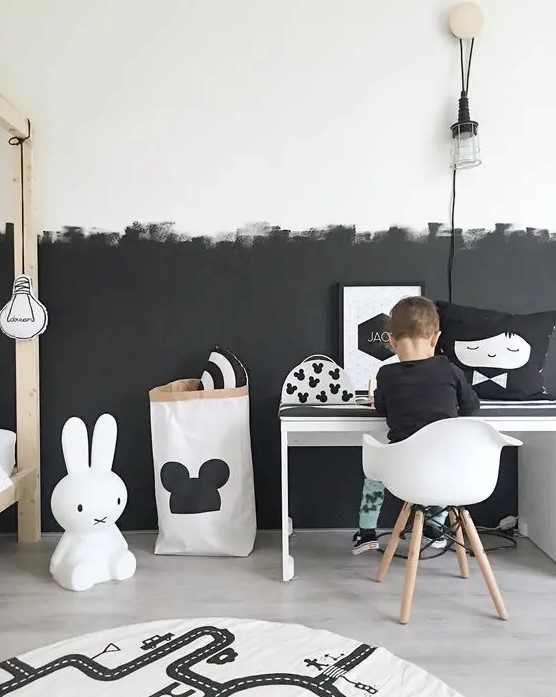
[339,283,425,392]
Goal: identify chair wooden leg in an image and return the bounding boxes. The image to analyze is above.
[461,509,508,620]
[449,509,469,579]
[400,508,424,624]
[375,502,412,582]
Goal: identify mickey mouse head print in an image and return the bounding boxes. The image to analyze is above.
[160,459,230,514]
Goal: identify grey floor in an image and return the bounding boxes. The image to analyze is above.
[1,531,555,697]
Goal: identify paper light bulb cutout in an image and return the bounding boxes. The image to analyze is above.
[0,275,48,340]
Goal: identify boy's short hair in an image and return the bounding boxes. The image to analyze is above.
[390,296,439,339]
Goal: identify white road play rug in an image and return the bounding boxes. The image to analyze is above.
[0,617,462,696]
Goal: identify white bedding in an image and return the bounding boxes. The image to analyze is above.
[0,468,12,494]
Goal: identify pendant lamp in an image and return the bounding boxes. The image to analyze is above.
[449,3,484,170]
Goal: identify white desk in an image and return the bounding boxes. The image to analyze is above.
[280,404,556,581]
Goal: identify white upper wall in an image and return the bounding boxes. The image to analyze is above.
[0,0,552,236]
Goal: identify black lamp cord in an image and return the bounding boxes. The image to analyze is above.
[376,508,516,562]
[449,39,475,303]
[376,528,516,561]
[8,119,32,275]
[448,169,457,303]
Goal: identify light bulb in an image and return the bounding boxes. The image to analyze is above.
[450,95,481,170]
[0,275,48,340]
[451,128,481,170]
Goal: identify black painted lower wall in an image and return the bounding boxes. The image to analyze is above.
[0,222,551,532]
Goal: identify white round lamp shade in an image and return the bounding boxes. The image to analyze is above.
[449,2,484,39]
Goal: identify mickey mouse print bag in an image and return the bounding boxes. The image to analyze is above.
[281,355,356,405]
[149,376,256,556]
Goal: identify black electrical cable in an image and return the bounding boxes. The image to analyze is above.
[466,38,475,93]
[8,119,31,273]
[449,39,474,303]
[376,527,517,561]
[459,39,465,91]
[459,37,475,95]
[448,169,457,303]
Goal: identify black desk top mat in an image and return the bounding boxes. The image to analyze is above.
[279,400,556,419]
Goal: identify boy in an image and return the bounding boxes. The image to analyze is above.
[353,296,480,554]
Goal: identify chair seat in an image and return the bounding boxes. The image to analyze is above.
[363,418,522,507]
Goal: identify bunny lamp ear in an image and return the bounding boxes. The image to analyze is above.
[61,417,89,475]
[91,413,117,472]
[199,459,230,489]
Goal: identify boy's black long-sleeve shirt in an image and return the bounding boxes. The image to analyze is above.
[373,355,481,443]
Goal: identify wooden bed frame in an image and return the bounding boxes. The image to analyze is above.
[0,91,41,542]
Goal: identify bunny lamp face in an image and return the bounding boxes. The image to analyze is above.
[50,413,129,534]
[51,473,128,533]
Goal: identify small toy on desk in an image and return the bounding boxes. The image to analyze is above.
[356,378,376,406]
[281,354,356,405]
[50,414,136,592]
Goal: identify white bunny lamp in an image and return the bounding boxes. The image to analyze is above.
[50,414,136,591]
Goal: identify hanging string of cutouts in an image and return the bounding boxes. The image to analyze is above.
[8,119,31,274]
[449,39,474,303]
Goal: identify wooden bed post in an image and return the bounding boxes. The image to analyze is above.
[0,92,41,542]
[14,134,41,542]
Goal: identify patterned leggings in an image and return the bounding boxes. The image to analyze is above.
[358,478,448,530]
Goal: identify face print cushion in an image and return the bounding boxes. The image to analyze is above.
[436,301,556,401]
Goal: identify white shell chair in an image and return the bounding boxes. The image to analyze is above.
[363,418,522,624]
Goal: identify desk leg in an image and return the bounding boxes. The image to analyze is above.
[281,430,295,581]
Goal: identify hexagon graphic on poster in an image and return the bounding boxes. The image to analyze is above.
[340,284,423,391]
[358,313,393,362]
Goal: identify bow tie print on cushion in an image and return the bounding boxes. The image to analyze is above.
[436,301,556,401]
[472,371,508,388]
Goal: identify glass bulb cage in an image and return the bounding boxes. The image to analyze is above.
[450,92,481,170]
